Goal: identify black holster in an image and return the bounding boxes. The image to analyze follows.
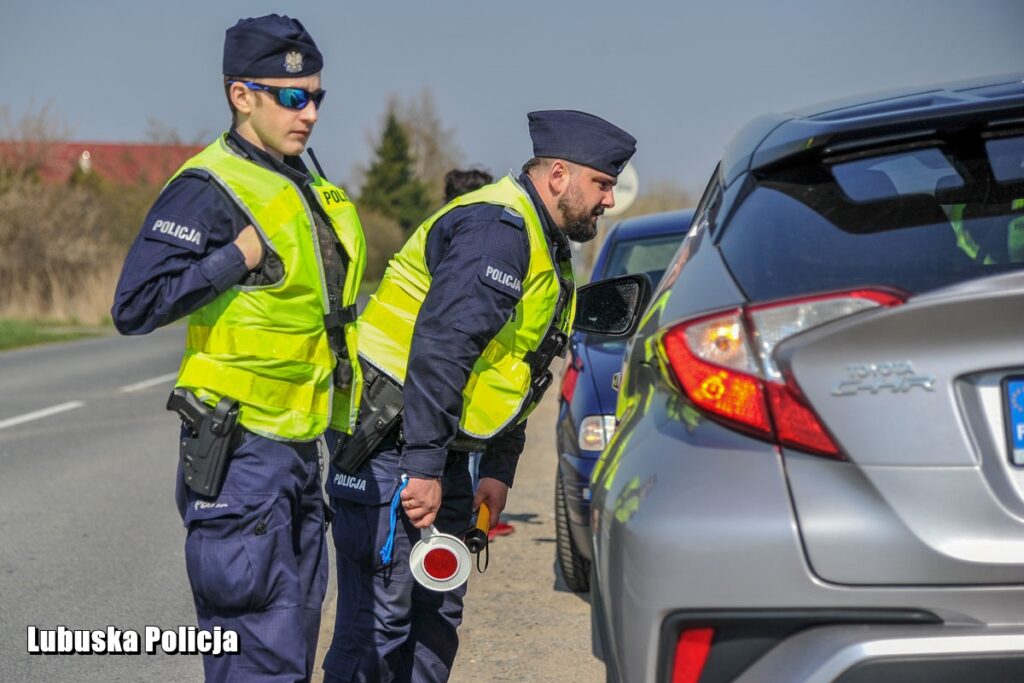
[332,364,404,474]
[167,388,240,498]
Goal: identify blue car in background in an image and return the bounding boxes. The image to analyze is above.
[555,208,694,591]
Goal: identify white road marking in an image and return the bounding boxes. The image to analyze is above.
[0,401,85,431]
[119,372,178,393]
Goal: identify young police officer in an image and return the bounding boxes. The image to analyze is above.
[112,15,365,682]
[324,110,635,682]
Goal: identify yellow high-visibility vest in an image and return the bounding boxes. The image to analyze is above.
[358,174,575,439]
[173,134,366,440]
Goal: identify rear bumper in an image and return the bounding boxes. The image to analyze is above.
[591,401,1024,682]
[658,609,938,683]
[732,622,1024,683]
[653,609,1024,683]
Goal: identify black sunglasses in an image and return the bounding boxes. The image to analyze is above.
[230,81,326,111]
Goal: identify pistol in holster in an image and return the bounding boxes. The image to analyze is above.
[167,388,240,498]
[332,364,404,475]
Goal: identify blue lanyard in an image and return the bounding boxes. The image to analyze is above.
[379,474,409,566]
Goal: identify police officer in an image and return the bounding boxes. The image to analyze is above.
[323,110,636,682]
[111,14,365,682]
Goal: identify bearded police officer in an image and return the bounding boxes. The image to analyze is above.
[323,110,636,682]
[112,14,365,682]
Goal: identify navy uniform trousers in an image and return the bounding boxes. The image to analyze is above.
[322,442,474,683]
[175,428,328,682]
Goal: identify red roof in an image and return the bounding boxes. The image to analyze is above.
[0,140,204,185]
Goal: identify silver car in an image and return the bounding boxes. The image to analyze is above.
[590,72,1024,682]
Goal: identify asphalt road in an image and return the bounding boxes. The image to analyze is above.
[0,327,601,681]
[0,326,203,682]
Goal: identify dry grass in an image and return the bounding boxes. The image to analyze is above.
[0,170,150,324]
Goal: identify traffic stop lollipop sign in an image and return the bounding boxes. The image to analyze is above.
[410,503,491,592]
[410,526,473,591]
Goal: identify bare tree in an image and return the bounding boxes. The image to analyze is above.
[0,105,158,323]
[352,88,465,210]
[616,180,696,220]
[580,181,697,276]
[392,89,464,205]
[144,118,210,147]
[0,103,71,181]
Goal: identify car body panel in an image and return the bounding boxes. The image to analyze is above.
[775,272,1024,585]
[719,72,1024,187]
[592,396,1024,680]
[732,624,1024,683]
[555,211,693,567]
[578,340,626,416]
[590,73,1024,683]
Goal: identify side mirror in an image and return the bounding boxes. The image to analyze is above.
[573,273,652,338]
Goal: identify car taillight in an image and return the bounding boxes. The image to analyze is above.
[748,289,904,381]
[662,310,771,437]
[560,362,580,403]
[660,289,904,458]
[671,627,714,683]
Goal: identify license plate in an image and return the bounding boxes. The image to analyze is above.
[1003,377,1024,465]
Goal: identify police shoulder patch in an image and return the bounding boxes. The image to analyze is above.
[143,215,208,253]
[479,257,524,298]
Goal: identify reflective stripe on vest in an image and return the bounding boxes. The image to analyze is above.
[358,174,576,439]
[172,134,366,441]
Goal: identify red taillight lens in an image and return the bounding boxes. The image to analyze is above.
[662,317,770,436]
[560,363,580,403]
[660,289,904,458]
[766,381,839,456]
[672,627,714,683]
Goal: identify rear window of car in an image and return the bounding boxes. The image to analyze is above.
[602,234,683,285]
[719,140,1024,301]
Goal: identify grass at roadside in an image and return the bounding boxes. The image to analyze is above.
[0,319,105,351]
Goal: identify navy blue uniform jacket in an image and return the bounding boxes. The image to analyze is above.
[398,173,568,487]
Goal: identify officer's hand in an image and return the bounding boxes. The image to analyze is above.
[234,225,265,270]
[473,477,509,529]
[402,476,442,528]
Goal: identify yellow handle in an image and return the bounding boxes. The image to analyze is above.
[476,503,490,532]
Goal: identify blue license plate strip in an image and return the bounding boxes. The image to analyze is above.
[1003,377,1024,466]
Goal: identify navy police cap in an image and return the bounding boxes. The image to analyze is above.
[528,110,637,177]
[223,14,323,78]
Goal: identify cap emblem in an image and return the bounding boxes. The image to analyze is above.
[284,51,304,74]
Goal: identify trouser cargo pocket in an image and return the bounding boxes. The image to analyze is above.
[183,494,298,612]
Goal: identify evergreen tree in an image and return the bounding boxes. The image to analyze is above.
[359,110,431,232]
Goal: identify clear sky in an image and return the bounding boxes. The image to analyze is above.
[2,0,1022,195]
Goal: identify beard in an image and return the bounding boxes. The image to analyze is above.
[557,182,603,242]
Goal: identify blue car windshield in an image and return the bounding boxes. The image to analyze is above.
[720,140,1024,301]
[601,234,682,286]
[584,232,683,349]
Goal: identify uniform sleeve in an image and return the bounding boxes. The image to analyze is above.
[111,175,250,335]
[399,206,531,479]
[477,420,526,487]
